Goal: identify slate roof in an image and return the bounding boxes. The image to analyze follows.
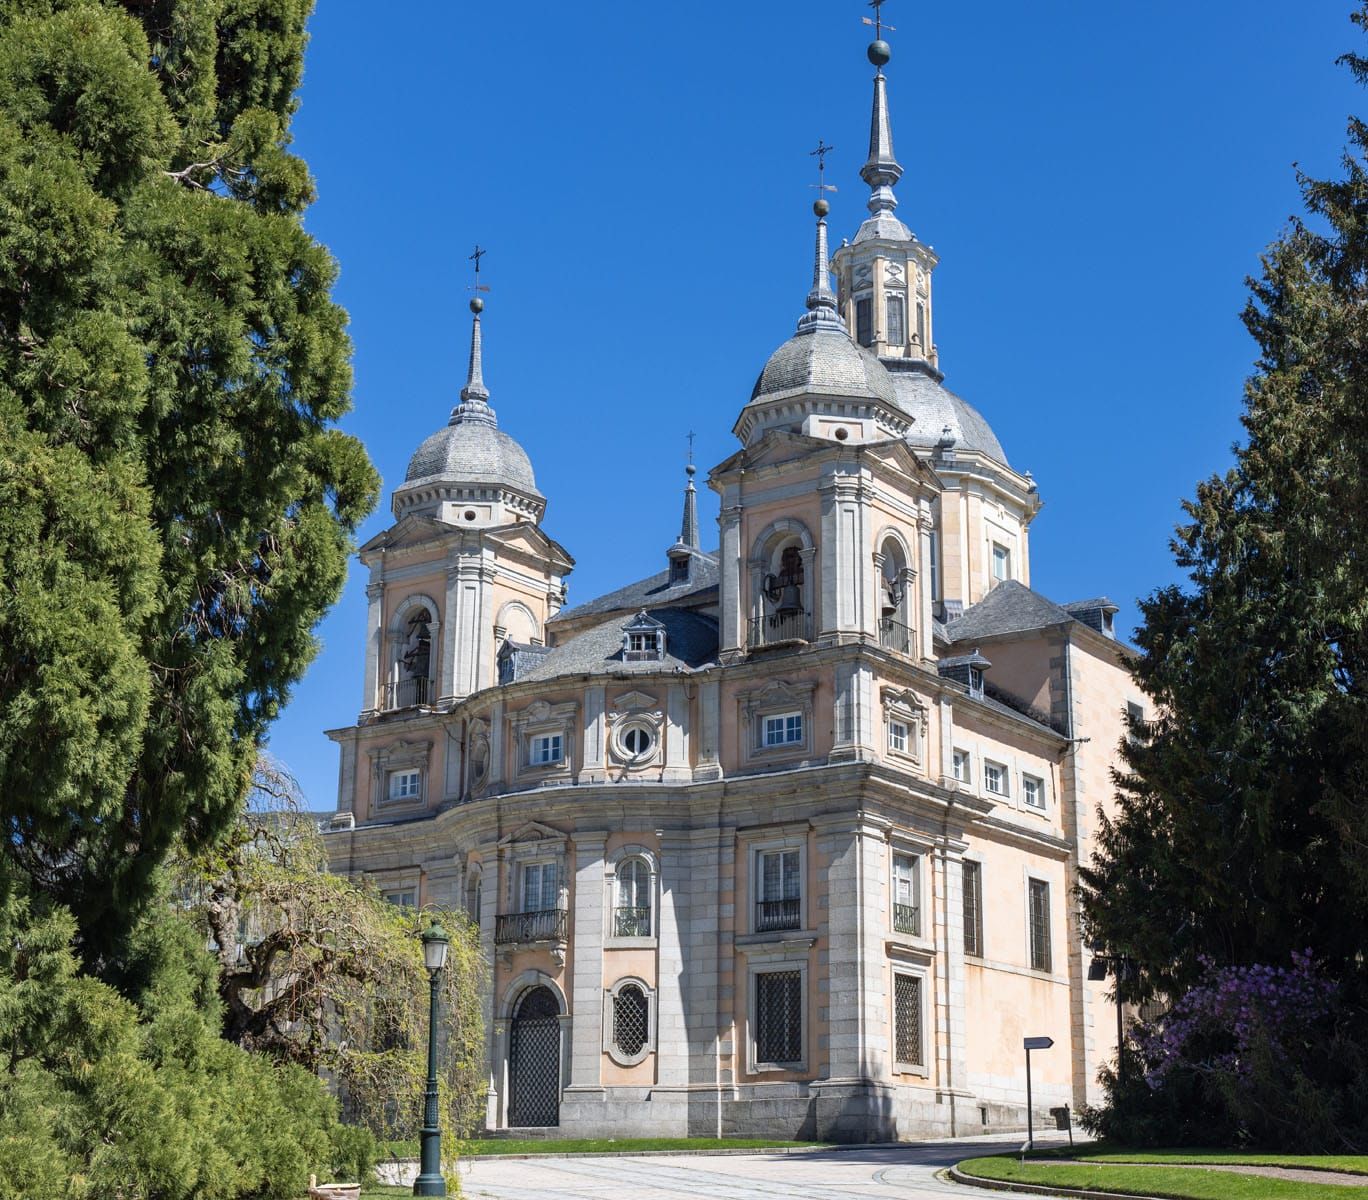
[750,325,899,407]
[1063,597,1119,613]
[884,361,1008,465]
[519,609,719,682]
[551,552,719,626]
[944,579,1078,643]
[402,419,541,496]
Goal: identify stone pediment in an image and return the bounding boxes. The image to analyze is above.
[483,522,575,570]
[611,689,659,712]
[498,820,568,847]
[358,513,447,558]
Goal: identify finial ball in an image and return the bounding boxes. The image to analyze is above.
[867,39,891,66]
[469,296,484,314]
[813,197,830,217]
[686,463,697,477]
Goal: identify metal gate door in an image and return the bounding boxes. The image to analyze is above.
[508,986,561,1127]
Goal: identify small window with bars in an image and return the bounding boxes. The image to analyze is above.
[963,860,984,958]
[886,293,906,346]
[612,984,650,1060]
[754,970,802,1066]
[894,972,924,1069]
[1028,878,1052,973]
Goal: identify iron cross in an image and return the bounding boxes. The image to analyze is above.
[687,430,696,465]
[809,139,837,198]
[468,244,490,293]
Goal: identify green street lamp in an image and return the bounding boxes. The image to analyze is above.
[414,921,450,1197]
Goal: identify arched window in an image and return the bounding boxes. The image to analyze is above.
[614,858,652,938]
[751,521,815,648]
[388,600,437,709]
[466,872,482,924]
[878,535,914,655]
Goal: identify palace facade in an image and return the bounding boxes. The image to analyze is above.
[322,25,1141,1143]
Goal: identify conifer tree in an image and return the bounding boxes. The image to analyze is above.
[1080,4,1368,1009]
[0,0,377,960]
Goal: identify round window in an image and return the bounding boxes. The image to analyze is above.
[622,726,653,758]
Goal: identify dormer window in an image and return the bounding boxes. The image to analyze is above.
[622,611,666,662]
[969,667,984,696]
[669,554,690,584]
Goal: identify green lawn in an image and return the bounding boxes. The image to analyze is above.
[380,1136,826,1159]
[957,1153,1367,1199]
[1072,1146,1368,1175]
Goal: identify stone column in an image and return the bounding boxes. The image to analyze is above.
[565,832,608,1098]
[718,498,744,658]
[694,677,722,782]
[581,685,606,783]
[362,578,384,715]
[439,562,461,703]
[487,700,506,789]
[664,683,690,783]
[919,511,936,661]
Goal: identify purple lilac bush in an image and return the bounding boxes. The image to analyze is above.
[1136,951,1335,1087]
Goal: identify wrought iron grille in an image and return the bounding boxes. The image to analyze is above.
[384,676,431,709]
[1029,878,1052,972]
[893,902,921,936]
[508,986,560,1127]
[748,612,812,648]
[962,860,983,957]
[879,616,913,654]
[494,908,568,946]
[613,985,649,1058]
[755,898,801,933]
[894,973,923,1066]
[614,906,651,938]
[755,971,802,1064]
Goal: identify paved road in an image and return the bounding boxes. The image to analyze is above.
[449,1134,1069,1199]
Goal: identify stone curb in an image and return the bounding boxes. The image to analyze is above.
[388,1142,921,1165]
[948,1164,1165,1200]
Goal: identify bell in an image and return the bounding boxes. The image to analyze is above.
[776,583,803,617]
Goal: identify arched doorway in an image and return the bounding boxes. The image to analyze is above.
[508,986,561,1127]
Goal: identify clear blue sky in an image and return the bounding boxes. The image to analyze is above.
[272,1,1363,809]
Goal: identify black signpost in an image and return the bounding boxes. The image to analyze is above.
[1022,1035,1054,1152]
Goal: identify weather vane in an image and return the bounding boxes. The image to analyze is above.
[809,139,837,202]
[863,0,895,39]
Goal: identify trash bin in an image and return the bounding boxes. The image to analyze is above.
[1050,1105,1071,1131]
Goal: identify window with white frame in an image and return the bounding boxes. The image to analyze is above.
[888,719,909,754]
[763,712,803,748]
[522,861,559,913]
[984,759,1008,796]
[384,888,416,908]
[992,543,1011,582]
[754,969,802,1067]
[756,848,801,932]
[892,853,920,936]
[893,971,925,1070]
[529,733,563,766]
[953,748,971,783]
[1023,773,1046,812]
[615,857,652,938]
[388,768,422,802]
[1028,877,1052,972]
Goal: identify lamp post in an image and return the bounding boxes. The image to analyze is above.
[1088,952,1134,1085]
[414,922,449,1198]
[1022,1036,1054,1151]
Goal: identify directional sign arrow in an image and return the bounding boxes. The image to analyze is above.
[1023,1036,1055,1051]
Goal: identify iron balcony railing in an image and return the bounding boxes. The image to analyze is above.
[748,611,812,648]
[879,617,913,654]
[613,906,651,938]
[384,676,431,709]
[755,897,802,933]
[893,902,921,937]
[494,908,568,945]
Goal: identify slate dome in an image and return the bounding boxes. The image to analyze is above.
[750,325,899,408]
[403,414,540,497]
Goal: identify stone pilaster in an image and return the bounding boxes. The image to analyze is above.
[830,659,876,763]
[362,578,384,715]
[718,499,744,658]
[566,832,608,1096]
[694,677,722,782]
[665,683,690,782]
[581,685,606,783]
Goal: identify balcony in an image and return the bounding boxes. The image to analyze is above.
[749,611,812,649]
[879,617,913,654]
[384,676,432,710]
[613,906,651,938]
[494,908,568,945]
[755,897,802,933]
[893,902,921,937]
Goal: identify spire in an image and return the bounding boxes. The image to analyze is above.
[451,245,496,427]
[678,442,699,550]
[860,30,902,217]
[797,141,843,334]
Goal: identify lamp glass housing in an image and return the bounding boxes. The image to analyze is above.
[422,923,450,973]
